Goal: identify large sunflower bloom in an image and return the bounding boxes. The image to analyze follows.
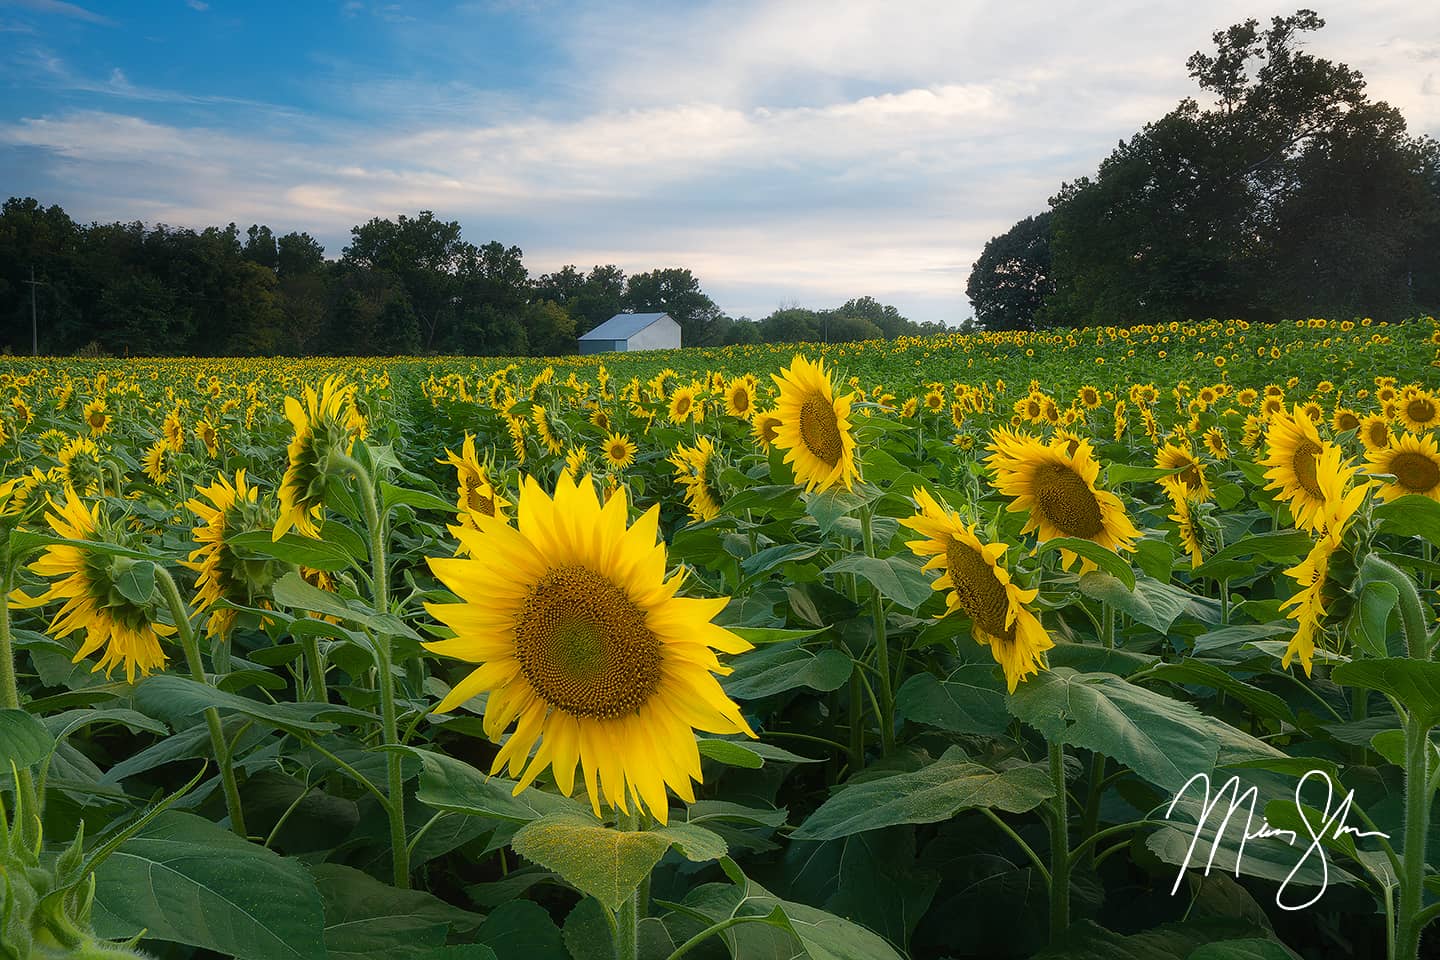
[1358,414,1394,454]
[11,490,173,682]
[770,355,859,492]
[1261,406,1333,534]
[1366,432,1440,503]
[1398,389,1440,433]
[274,376,356,540]
[985,432,1138,570]
[423,472,755,824]
[902,488,1053,692]
[1154,442,1209,501]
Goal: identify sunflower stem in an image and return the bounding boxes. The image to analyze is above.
[300,633,326,702]
[616,807,642,960]
[332,450,410,889]
[1048,740,1071,944]
[1397,714,1434,960]
[1101,601,1114,649]
[155,565,246,839]
[859,504,895,758]
[0,535,42,844]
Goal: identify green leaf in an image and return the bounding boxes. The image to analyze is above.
[1373,494,1440,547]
[228,530,354,572]
[1080,572,1211,633]
[1192,531,1313,579]
[805,489,868,536]
[697,738,819,768]
[561,898,613,960]
[133,674,355,734]
[1187,940,1294,960]
[112,558,156,606]
[411,748,587,823]
[823,554,935,610]
[380,482,458,515]
[313,863,483,960]
[0,708,54,768]
[742,543,825,577]
[726,625,830,645]
[414,949,499,960]
[91,811,327,960]
[1008,667,1219,792]
[511,814,675,911]
[722,642,853,699]
[1332,658,1440,727]
[1134,660,1294,723]
[894,669,1009,736]
[474,901,567,960]
[792,746,1053,840]
[272,571,364,623]
[1350,580,1400,658]
[1038,537,1135,588]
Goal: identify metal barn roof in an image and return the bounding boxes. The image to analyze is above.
[577,312,674,341]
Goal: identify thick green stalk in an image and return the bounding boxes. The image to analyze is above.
[615,808,641,960]
[332,451,409,889]
[859,505,894,757]
[300,633,326,702]
[156,566,246,838]
[1048,741,1071,943]
[0,536,42,843]
[1397,717,1432,959]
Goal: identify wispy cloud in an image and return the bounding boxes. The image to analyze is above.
[6,0,111,25]
[184,0,208,10]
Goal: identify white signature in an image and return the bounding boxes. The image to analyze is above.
[1164,769,1390,911]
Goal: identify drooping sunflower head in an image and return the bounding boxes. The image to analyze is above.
[163,406,185,451]
[985,432,1139,570]
[83,398,110,436]
[724,378,756,419]
[12,490,174,683]
[564,445,590,477]
[1261,406,1333,534]
[195,419,220,459]
[1167,490,1207,568]
[670,437,723,522]
[1367,432,1440,504]
[440,433,511,526]
[902,487,1053,692]
[187,469,283,640]
[274,376,357,540]
[1154,442,1209,502]
[770,355,859,493]
[603,432,638,470]
[57,435,103,496]
[143,439,174,486]
[423,472,755,824]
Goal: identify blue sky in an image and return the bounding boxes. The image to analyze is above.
[2,1,1436,326]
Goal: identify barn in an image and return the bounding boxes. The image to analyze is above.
[577,312,681,354]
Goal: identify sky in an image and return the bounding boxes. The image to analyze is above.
[1,1,1437,327]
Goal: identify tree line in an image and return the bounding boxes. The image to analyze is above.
[966,9,1440,331]
[0,202,942,357]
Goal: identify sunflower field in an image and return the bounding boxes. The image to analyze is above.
[5,316,1440,960]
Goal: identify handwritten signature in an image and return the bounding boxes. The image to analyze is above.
[1164,769,1390,911]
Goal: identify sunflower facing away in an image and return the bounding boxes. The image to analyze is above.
[670,437,723,522]
[902,488,1053,692]
[770,355,859,492]
[1261,406,1334,534]
[985,431,1139,570]
[143,439,173,486]
[423,472,755,824]
[187,469,282,640]
[1366,431,1440,503]
[441,433,511,535]
[11,489,174,682]
[274,376,356,540]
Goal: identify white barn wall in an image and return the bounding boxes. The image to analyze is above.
[627,316,681,351]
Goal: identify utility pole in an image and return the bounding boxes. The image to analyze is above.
[23,266,46,356]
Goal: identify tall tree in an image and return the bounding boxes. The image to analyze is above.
[623,268,721,346]
[967,212,1054,331]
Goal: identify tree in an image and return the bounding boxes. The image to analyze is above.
[243,224,278,270]
[967,212,1054,331]
[343,211,465,349]
[623,268,721,345]
[276,232,325,277]
[523,299,577,356]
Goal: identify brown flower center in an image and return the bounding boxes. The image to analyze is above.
[1391,451,1440,494]
[1033,462,1105,538]
[513,565,661,719]
[799,396,843,466]
[1336,412,1359,432]
[944,539,1014,643]
[1291,439,1323,499]
[1407,397,1437,425]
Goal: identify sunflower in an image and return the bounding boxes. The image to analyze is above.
[1203,427,1228,460]
[752,411,782,450]
[670,437,722,522]
[143,439,173,486]
[441,433,511,527]
[532,405,564,455]
[589,408,611,432]
[1168,491,1205,568]
[1366,432,1440,503]
[985,432,1138,570]
[564,446,590,477]
[57,436,103,496]
[770,355,859,493]
[83,398,111,436]
[163,407,185,450]
[1398,390,1439,433]
[1263,406,1348,534]
[1155,442,1210,501]
[668,385,698,424]
[603,432,637,469]
[195,419,220,458]
[1358,414,1393,454]
[902,488,1053,692]
[186,469,282,640]
[423,472,755,824]
[724,378,756,419]
[11,490,174,682]
[274,376,356,540]
[924,389,946,413]
[1077,385,1101,410]
[1331,407,1360,434]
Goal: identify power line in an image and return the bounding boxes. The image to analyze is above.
[22,266,46,357]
